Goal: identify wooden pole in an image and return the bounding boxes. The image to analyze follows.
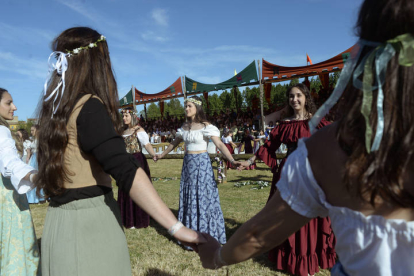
[132,85,136,113]
[258,60,265,132]
[182,76,187,100]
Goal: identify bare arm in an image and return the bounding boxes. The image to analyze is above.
[144,143,156,157]
[158,137,183,159]
[129,167,205,245]
[210,136,238,163]
[198,191,310,268]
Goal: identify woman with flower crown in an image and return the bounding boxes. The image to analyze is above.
[35,27,204,276]
[0,88,40,275]
[197,0,414,275]
[119,107,157,229]
[157,96,241,249]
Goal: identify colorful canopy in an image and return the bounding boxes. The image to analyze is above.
[185,60,258,93]
[262,45,355,81]
[119,77,184,107]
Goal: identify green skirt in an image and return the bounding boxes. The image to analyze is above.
[0,175,40,276]
[41,191,132,276]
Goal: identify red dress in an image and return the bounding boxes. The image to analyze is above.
[256,119,336,276]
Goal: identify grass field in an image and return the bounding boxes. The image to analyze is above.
[30,159,329,276]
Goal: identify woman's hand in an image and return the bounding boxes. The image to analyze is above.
[237,161,251,170]
[173,227,206,252]
[156,153,163,160]
[152,155,158,162]
[198,233,222,269]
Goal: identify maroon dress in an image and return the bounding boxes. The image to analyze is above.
[240,134,257,170]
[222,137,235,169]
[117,129,151,229]
[256,119,336,276]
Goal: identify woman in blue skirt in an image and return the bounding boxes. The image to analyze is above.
[158,96,241,247]
[26,125,44,204]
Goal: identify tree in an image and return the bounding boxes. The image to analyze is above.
[146,103,160,119]
[165,98,184,117]
[208,94,223,115]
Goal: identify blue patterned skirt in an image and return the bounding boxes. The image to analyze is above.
[178,152,226,245]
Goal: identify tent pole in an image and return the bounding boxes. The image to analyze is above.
[258,60,265,132]
[132,85,136,112]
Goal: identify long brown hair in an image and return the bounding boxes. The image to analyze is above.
[36,27,122,197]
[285,83,317,119]
[336,0,414,208]
[0,88,23,155]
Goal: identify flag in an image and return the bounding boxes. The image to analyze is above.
[306,54,313,65]
[234,69,237,76]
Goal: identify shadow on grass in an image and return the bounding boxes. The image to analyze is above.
[145,268,176,276]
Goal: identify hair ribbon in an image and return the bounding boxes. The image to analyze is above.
[43,51,70,117]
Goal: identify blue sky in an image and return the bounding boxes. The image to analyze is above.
[1,0,363,120]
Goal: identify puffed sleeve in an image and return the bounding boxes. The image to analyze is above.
[255,122,282,170]
[77,98,141,194]
[317,117,331,129]
[202,125,220,138]
[175,128,183,139]
[136,132,150,146]
[276,139,329,218]
[0,126,36,193]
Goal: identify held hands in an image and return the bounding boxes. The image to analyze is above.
[173,226,206,252]
[197,233,223,269]
[237,161,251,170]
[152,155,158,163]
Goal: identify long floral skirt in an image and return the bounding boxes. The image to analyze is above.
[117,152,150,229]
[0,175,40,276]
[178,152,227,246]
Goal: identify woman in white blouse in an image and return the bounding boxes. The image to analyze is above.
[118,108,157,229]
[197,0,414,275]
[0,88,39,275]
[158,96,241,249]
[17,128,31,163]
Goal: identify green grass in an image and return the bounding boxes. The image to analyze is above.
[30,160,329,276]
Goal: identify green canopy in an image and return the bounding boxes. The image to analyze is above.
[119,89,133,107]
[185,60,258,93]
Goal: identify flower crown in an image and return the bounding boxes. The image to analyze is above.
[121,109,136,115]
[185,98,202,106]
[66,35,106,55]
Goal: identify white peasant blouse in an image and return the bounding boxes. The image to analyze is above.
[277,138,414,276]
[0,126,36,194]
[175,125,219,151]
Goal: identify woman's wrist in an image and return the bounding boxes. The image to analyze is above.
[213,247,227,269]
[168,221,184,236]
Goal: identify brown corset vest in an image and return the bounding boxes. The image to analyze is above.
[63,94,112,189]
[123,128,142,154]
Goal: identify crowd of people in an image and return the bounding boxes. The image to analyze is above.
[0,0,413,275]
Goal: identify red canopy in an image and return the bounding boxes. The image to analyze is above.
[262,45,355,81]
[135,77,183,104]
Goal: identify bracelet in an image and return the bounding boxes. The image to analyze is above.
[168,221,184,236]
[215,247,227,268]
[29,173,36,183]
[230,159,235,164]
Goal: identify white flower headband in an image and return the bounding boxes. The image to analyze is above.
[185,98,202,106]
[43,35,106,117]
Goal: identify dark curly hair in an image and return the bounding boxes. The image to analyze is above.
[285,83,317,119]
